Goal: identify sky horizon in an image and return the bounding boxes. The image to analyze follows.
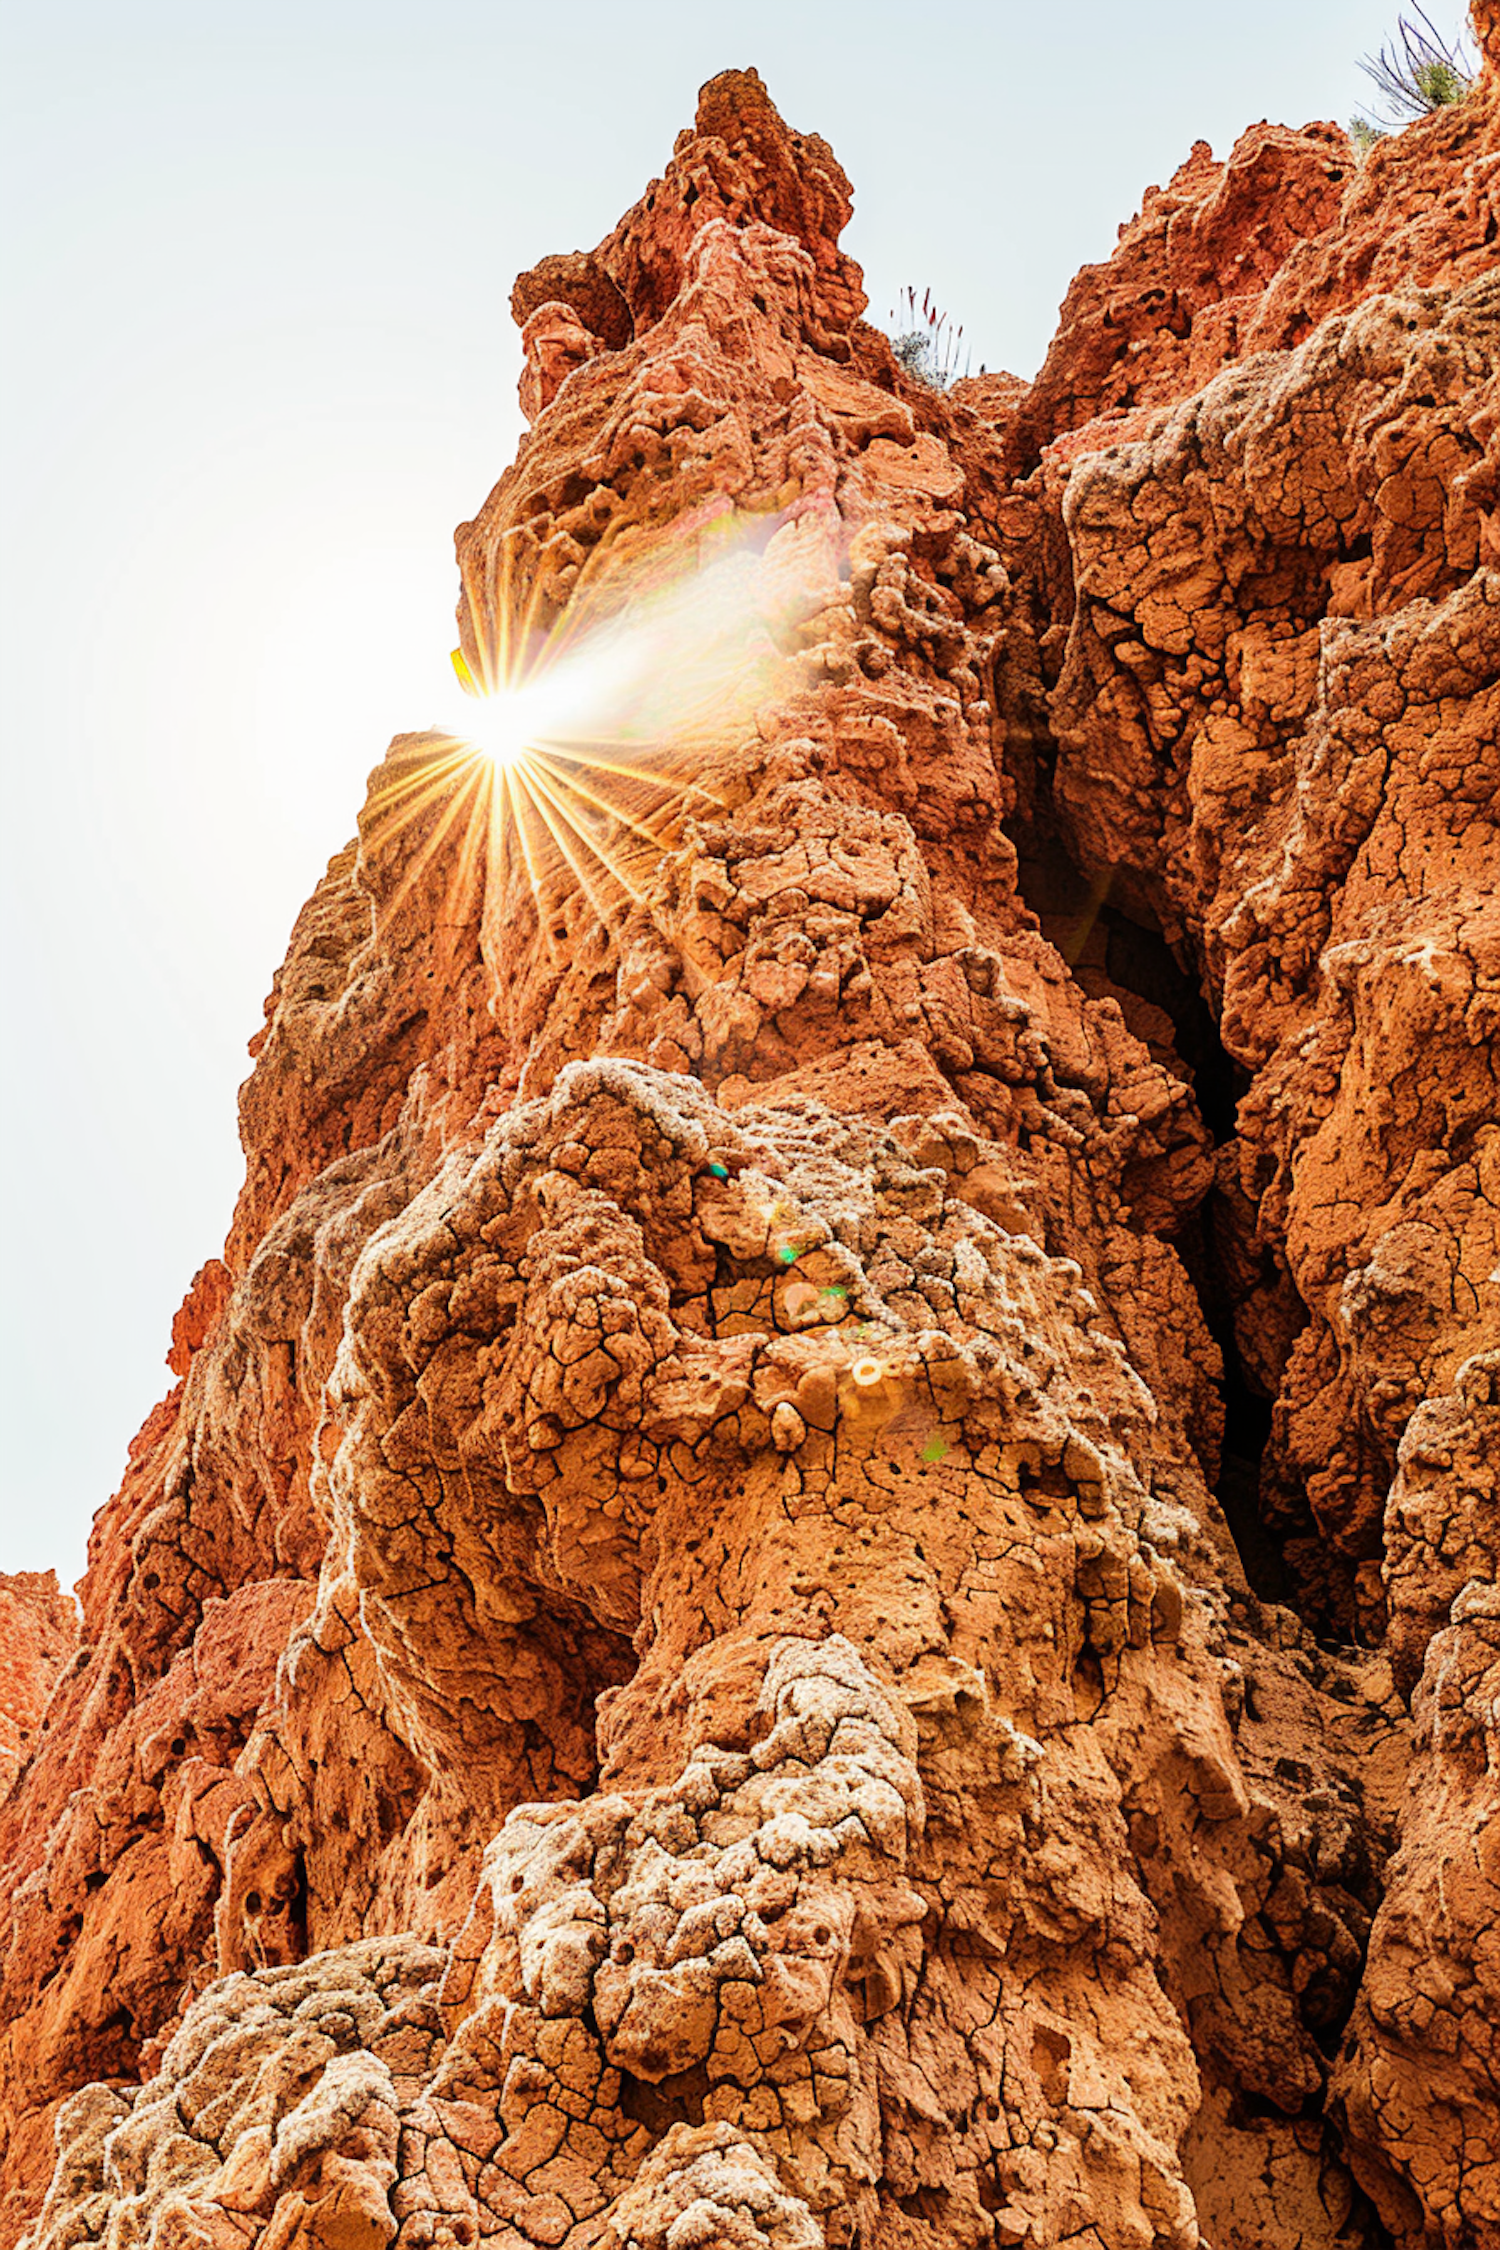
[0,0,1463,1590]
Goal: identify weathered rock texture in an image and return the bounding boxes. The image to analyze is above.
[0,1576,78,1804]
[4,26,1498,2250]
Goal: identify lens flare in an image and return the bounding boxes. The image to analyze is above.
[455,675,577,773]
[365,511,801,951]
[465,699,531,772]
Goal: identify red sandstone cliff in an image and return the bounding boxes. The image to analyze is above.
[0,1577,78,1805]
[3,23,1498,2250]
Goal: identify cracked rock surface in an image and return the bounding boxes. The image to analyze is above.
[4,42,1498,2250]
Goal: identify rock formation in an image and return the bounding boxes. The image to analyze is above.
[3,22,1497,2250]
[0,1577,78,1805]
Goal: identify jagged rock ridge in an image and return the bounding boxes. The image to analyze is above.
[2,25,1497,2250]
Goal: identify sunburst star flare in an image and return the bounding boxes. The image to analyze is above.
[365,514,829,944]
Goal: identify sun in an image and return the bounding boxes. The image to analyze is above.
[459,687,543,773]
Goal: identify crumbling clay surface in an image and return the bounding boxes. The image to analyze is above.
[0,1576,78,1804]
[5,33,1499,2250]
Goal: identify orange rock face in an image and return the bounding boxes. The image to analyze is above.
[0,1576,78,1804]
[4,45,1498,2250]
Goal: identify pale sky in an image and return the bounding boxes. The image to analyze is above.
[1,0,1430,1585]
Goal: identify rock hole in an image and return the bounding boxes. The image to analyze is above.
[1031,2022,1071,2103]
[619,2063,708,2132]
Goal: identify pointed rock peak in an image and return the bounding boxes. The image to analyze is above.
[510,66,866,366]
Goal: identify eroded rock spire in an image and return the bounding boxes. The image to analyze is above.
[4,51,1498,2250]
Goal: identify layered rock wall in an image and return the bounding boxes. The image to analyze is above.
[3,33,1498,2250]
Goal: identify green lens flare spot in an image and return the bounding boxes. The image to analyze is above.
[777,1246,799,1265]
[708,1163,730,1180]
[920,1438,949,1464]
